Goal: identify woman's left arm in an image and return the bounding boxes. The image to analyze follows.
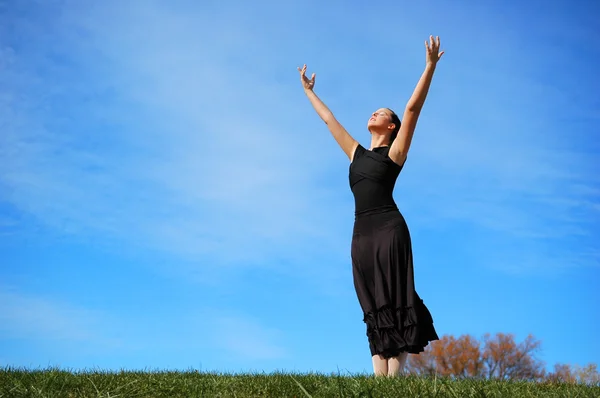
[389,36,444,166]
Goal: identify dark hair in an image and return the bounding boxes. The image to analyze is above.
[387,108,401,145]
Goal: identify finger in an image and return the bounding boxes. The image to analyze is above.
[436,36,441,48]
[438,50,445,59]
[425,40,429,51]
[311,72,316,81]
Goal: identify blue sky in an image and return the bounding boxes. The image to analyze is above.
[1,0,598,375]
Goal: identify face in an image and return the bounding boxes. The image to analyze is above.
[367,108,395,133]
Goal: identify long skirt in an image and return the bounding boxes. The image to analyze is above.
[351,207,439,358]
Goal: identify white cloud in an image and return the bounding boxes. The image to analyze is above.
[212,315,287,361]
[0,0,350,274]
[0,284,289,367]
[0,285,117,344]
[0,0,597,279]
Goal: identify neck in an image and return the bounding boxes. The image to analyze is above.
[369,132,389,150]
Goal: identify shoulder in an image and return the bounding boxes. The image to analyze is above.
[351,144,366,163]
[385,146,406,169]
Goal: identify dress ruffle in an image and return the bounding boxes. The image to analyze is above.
[363,300,438,358]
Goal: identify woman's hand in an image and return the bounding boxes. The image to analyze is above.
[297,64,316,91]
[425,36,444,66]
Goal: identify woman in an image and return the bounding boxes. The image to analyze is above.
[298,36,444,377]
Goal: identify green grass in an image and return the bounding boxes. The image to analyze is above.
[2,368,598,397]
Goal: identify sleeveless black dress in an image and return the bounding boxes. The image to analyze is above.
[349,144,438,358]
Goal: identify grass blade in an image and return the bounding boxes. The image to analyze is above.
[291,375,313,398]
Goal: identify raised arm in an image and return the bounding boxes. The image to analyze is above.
[298,64,359,161]
[389,36,444,166]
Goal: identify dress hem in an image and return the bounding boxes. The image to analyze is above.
[363,302,439,359]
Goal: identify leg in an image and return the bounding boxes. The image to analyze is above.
[372,354,388,376]
[387,352,408,377]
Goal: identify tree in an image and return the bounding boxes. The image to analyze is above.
[405,344,436,377]
[482,333,545,381]
[406,333,545,381]
[577,363,600,385]
[547,363,577,384]
[431,334,484,378]
[406,332,599,384]
[547,363,600,385]
[406,334,484,379]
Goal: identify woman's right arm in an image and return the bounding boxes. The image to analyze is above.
[299,65,359,161]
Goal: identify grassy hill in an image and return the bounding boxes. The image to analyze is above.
[2,368,599,397]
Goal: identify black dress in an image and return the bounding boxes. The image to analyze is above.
[349,144,438,358]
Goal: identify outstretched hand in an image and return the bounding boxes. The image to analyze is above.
[425,36,444,65]
[297,64,315,91]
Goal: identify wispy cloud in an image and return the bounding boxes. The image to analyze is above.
[0,0,350,280]
[1,0,598,374]
[212,315,287,361]
[380,6,600,274]
[0,0,597,289]
[0,284,288,366]
[0,285,117,345]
